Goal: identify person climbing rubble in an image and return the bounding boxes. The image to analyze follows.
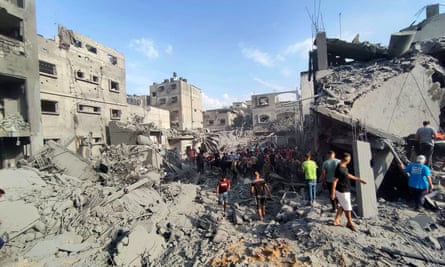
[403,155,434,211]
[302,152,318,206]
[216,176,231,215]
[320,150,340,212]
[416,120,436,169]
[331,152,367,232]
[250,171,272,221]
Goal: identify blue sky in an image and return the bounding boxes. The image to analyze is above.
[36,0,442,110]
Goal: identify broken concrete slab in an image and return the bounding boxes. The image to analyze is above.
[113,224,165,266]
[0,200,40,233]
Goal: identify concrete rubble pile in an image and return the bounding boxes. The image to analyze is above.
[0,138,445,266]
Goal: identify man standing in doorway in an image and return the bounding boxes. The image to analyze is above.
[321,151,340,212]
[416,120,436,169]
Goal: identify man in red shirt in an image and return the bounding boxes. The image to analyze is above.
[216,176,231,215]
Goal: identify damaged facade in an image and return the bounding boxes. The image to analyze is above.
[149,73,203,131]
[302,4,445,200]
[203,108,236,131]
[0,0,43,168]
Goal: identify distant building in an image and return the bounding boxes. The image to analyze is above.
[0,0,43,168]
[203,108,236,131]
[251,92,298,128]
[149,73,203,130]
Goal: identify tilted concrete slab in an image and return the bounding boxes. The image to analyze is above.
[0,200,40,233]
[0,168,46,189]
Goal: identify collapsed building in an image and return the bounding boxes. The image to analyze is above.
[301,4,445,201]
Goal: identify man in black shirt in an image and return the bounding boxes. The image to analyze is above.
[331,153,367,231]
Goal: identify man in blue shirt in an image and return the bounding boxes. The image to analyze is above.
[404,155,434,211]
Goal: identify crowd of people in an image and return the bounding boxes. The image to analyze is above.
[186,119,438,229]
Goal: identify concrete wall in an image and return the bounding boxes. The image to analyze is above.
[0,0,42,167]
[38,26,126,158]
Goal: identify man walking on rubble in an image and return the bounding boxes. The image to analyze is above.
[331,153,367,232]
[250,171,272,221]
[216,176,231,216]
[416,120,436,169]
[321,151,340,212]
[302,152,318,206]
[403,155,434,211]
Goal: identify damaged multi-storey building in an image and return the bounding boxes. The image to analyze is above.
[301,4,445,201]
[0,0,43,168]
[251,91,299,146]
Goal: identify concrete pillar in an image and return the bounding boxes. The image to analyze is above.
[315,32,328,71]
[352,140,378,218]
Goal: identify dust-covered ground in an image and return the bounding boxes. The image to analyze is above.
[0,157,444,267]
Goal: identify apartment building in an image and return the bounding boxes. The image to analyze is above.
[149,73,203,130]
[203,108,236,131]
[0,0,42,168]
[38,25,126,158]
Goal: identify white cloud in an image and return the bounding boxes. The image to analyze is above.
[253,77,293,92]
[129,38,159,59]
[241,47,274,67]
[284,37,313,58]
[165,44,173,55]
[202,92,237,110]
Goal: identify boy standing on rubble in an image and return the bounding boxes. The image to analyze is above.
[331,153,367,231]
[216,176,231,215]
[250,171,272,221]
[403,155,434,211]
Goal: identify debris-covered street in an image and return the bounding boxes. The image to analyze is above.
[2,1,445,266]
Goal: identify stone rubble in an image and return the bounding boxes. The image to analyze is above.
[0,140,444,266]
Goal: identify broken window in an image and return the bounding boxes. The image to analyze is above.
[157,86,165,92]
[172,110,179,120]
[258,97,269,107]
[170,84,177,89]
[78,104,101,115]
[39,61,57,76]
[152,92,157,97]
[0,9,23,41]
[92,75,99,83]
[93,137,102,144]
[170,96,178,104]
[110,109,121,120]
[86,44,97,54]
[219,119,226,125]
[41,100,58,115]
[107,54,117,65]
[259,114,270,123]
[109,80,120,92]
[73,38,82,48]
[76,70,85,79]
[159,98,166,105]
[208,120,214,126]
